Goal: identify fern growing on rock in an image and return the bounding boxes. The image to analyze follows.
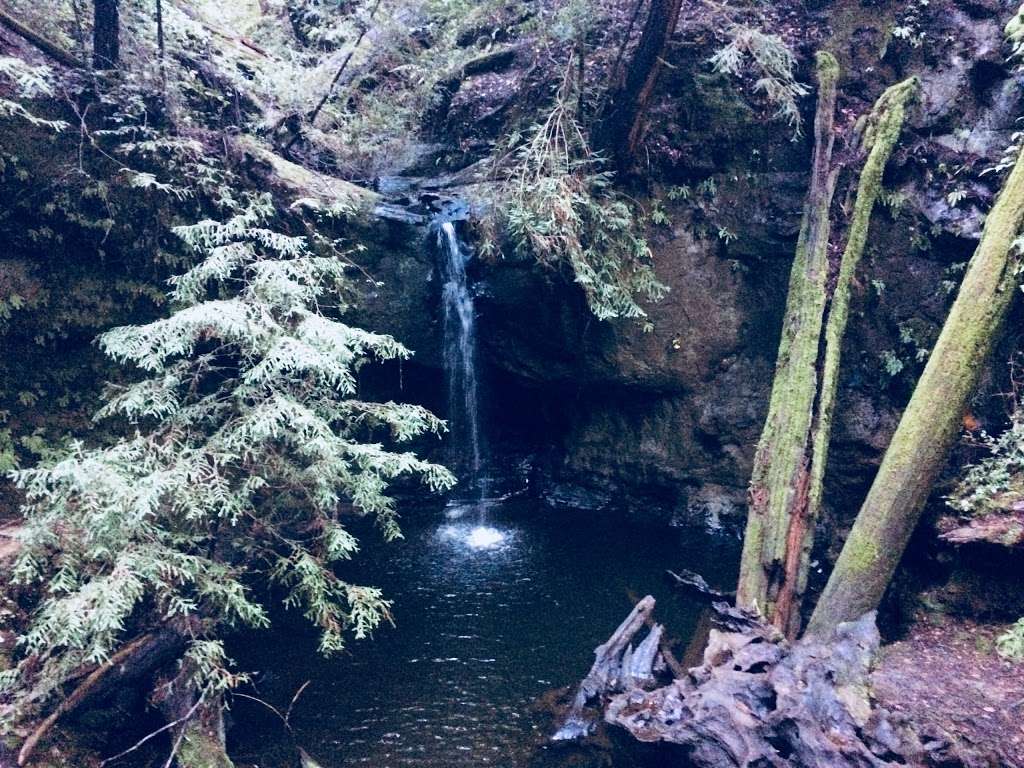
[489,78,668,324]
[1,193,455,724]
[710,25,808,135]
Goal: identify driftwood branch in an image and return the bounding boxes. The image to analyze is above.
[666,568,736,602]
[665,569,763,635]
[640,605,685,679]
[171,1,270,59]
[553,595,665,740]
[0,9,84,69]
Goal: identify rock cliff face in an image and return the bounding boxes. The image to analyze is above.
[475,222,784,526]
[4,1,1022,535]
[359,0,1024,530]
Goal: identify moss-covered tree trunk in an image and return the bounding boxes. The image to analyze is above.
[736,52,840,636]
[807,142,1024,637]
[156,664,234,768]
[799,75,918,622]
[738,64,918,637]
[174,700,235,768]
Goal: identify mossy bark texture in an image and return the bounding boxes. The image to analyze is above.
[807,140,1024,636]
[737,52,840,636]
[801,76,918,620]
[738,65,917,638]
[174,704,235,768]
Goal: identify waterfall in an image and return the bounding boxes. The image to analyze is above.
[437,221,484,490]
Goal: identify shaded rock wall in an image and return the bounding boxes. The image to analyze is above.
[405,0,1024,531]
[4,0,1024,541]
[475,223,786,526]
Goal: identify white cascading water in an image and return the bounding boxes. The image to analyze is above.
[437,221,484,493]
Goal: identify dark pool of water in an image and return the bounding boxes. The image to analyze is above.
[226,498,739,768]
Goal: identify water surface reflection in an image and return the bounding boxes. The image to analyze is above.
[228,499,739,768]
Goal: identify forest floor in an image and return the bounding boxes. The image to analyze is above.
[873,620,1024,768]
[0,522,19,562]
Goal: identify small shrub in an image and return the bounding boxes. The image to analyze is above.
[489,79,668,323]
[996,618,1024,660]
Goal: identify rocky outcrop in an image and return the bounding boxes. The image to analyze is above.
[5,0,1024,538]
[475,206,793,524]
[442,0,1024,529]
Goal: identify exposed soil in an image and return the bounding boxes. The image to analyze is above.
[873,620,1024,767]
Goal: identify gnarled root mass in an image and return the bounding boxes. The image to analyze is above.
[606,612,914,767]
[561,603,975,767]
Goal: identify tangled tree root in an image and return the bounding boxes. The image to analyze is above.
[556,597,985,767]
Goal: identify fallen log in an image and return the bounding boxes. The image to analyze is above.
[939,511,1024,548]
[553,595,666,741]
[0,10,84,69]
[171,1,271,59]
[605,612,923,767]
[18,624,188,766]
[229,134,377,215]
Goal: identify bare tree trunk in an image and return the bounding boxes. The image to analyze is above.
[93,0,120,69]
[70,0,87,57]
[594,0,682,169]
[156,0,165,58]
[736,52,840,637]
[807,141,1024,636]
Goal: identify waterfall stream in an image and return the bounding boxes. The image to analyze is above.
[437,220,485,496]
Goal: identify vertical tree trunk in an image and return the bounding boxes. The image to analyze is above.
[737,66,918,637]
[156,0,165,58]
[736,52,840,637]
[71,0,87,56]
[174,700,235,768]
[798,75,918,624]
[595,0,682,169]
[806,142,1024,637]
[157,666,235,768]
[736,67,917,638]
[93,0,120,69]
